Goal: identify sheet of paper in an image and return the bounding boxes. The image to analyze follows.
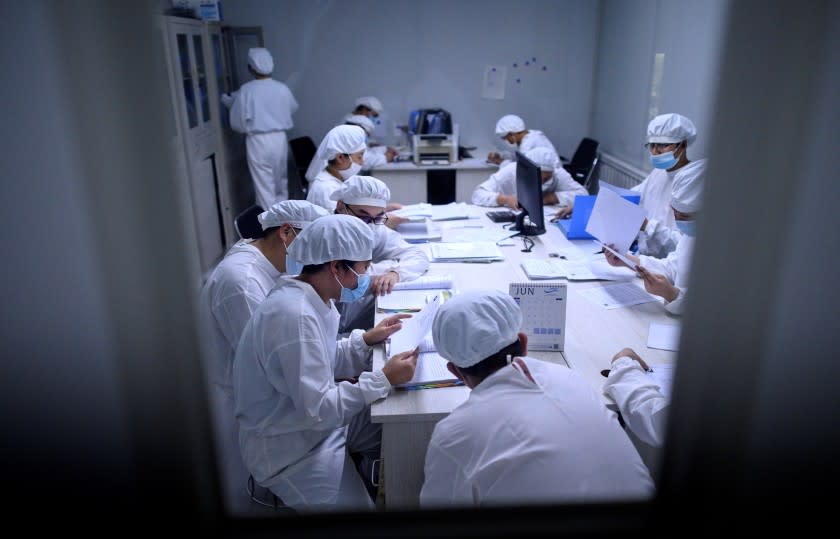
[430,242,504,261]
[601,243,640,271]
[388,296,440,355]
[391,203,432,218]
[648,364,676,399]
[377,289,451,312]
[585,187,645,254]
[598,180,638,198]
[428,202,471,221]
[647,322,682,351]
[577,283,658,309]
[585,257,637,281]
[392,273,454,291]
[442,227,518,245]
[482,65,506,100]
[418,334,435,353]
[395,352,457,387]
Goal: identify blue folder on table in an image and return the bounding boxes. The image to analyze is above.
[555,194,641,240]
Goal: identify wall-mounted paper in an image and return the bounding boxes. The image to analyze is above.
[482,65,507,100]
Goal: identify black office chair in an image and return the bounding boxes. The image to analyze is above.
[288,136,317,191]
[560,137,600,191]
[234,204,264,240]
[286,145,308,200]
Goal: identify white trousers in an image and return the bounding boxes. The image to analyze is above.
[246,131,288,210]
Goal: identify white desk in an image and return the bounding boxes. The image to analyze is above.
[370,156,496,205]
[371,208,678,508]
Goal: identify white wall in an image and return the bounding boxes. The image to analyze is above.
[222,0,600,158]
[591,0,728,168]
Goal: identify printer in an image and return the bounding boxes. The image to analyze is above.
[408,109,459,165]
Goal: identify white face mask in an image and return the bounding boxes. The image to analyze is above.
[339,159,362,180]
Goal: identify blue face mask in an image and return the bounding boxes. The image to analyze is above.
[335,266,370,303]
[285,254,304,275]
[650,151,678,169]
[675,220,697,237]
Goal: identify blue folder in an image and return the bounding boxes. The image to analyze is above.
[555,194,641,240]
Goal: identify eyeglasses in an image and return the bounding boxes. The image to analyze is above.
[346,205,388,225]
[643,142,679,152]
[520,236,534,253]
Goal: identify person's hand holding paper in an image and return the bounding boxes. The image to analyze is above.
[388,296,441,355]
[585,188,646,268]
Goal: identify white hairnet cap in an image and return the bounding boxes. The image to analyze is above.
[432,290,523,368]
[495,114,526,136]
[671,160,707,213]
[330,175,390,208]
[355,96,384,113]
[525,147,559,172]
[647,113,697,146]
[305,124,367,181]
[345,114,375,135]
[258,200,329,231]
[248,48,274,75]
[287,214,374,265]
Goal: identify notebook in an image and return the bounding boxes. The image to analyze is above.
[520,258,599,281]
[429,242,505,262]
[555,194,641,240]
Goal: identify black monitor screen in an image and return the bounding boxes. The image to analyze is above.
[512,151,546,235]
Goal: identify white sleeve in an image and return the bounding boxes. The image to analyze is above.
[262,324,390,434]
[420,436,472,507]
[664,288,686,315]
[603,356,669,446]
[306,181,339,212]
[639,219,680,257]
[637,250,679,284]
[363,149,387,170]
[471,167,512,206]
[212,288,263,351]
[548,167,588,206]
[333,329,373,377]
[371,227,430,281]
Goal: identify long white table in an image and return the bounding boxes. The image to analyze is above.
[371,207,678,508]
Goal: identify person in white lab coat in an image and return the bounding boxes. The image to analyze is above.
[330,175,430,331]
[344,114,397,170]
[221,48,298,210]
[603,348,668,447]
[419,290,655,508]
[199,200,328,514]
[233,214,420,512]
[603,155,706,315]
[472,146,587,209]
[486,114,560,166]
[351,95,384,142]
[305,124,367,209]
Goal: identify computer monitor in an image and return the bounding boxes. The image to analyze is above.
[511,151,546,236]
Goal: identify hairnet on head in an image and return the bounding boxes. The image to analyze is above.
[287,214,374,265]
[355,96,384,113]
[495,114,526,136]
[525,147,559,172]
[670,161,706,213]
[345,114,375,135]
[305,124,367,181]
[330,175,390,208]
[432,290,523,368]
[248,48,274,75]
[647,113,697,146]
[258,200,329,231]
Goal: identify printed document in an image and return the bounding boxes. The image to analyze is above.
[578,282,658,309]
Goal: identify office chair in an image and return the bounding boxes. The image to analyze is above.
[286,145,309,200]
[289,135,317,175]
[234,204,264,240]
[560,137,600,191]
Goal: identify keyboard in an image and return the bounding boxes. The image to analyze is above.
[486,210,516,223]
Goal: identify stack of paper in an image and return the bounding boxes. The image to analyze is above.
[377,289,452,312]
[521,258,600,281]
[392,274,454,290]
[430,242,504,262]
[391,202,472,222]
[394,352,459,389]
[577,283,658,309]
[395,221,442,243]
[442,227,518,245]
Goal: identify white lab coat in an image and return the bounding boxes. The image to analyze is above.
[232,276,391,510]
[632,160,705,258]
[603,356,669,447]
[471,161,586,207]
[362,145,387,170]
[306,170,344,212]
[499,130,559,166]
[225,79,298,210]
[198,240,281,513]
[638,235,694,315]
[420,357,654,507]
